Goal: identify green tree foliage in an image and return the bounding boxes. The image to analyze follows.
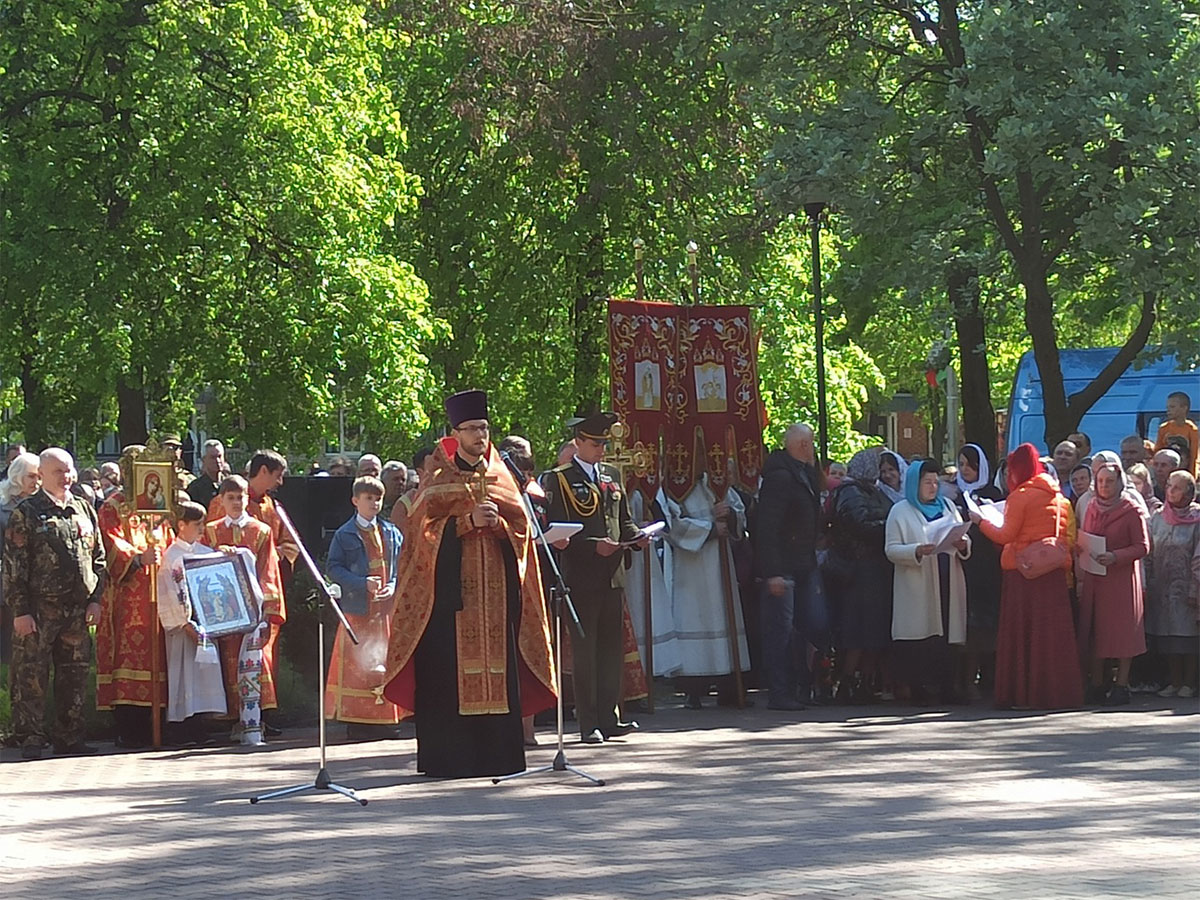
[0,0,437,454]
[736,0,1200,447]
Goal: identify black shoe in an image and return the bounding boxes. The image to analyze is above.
[580,729,604,744]
[263,722,283,738]
[603,721,640,738]
[346,723,401,742]
[1085,684,1109,705]
[683,694,703,710]
[21,744,44,761]
[766,698,806,711]
[53,742,99,757]
[1104,685,1131,706]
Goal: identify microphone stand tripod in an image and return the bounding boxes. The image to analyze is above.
[249,502,367,806]
[493,469,604,788]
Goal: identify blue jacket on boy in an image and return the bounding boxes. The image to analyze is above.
[326,516,402,616]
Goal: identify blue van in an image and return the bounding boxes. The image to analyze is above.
[1006,348,1200,456]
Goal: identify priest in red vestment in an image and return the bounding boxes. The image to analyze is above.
[95,495,170,747]
[382,390,556,778]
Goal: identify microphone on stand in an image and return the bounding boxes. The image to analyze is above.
[499,449,548,510]
[498,449,529,490]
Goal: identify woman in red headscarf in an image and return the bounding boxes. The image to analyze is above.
[969,443,1082,709]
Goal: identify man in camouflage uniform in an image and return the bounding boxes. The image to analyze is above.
[161,433,195,491]
[541,413,648,744]
[3,448,106,759]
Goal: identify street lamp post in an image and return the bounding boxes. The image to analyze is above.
[804,199,829,466]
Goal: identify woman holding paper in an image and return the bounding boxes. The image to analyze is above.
[952,444,1005,700]
[1076,461,1149,706]
[885,460,970,704]
[970,443,1082,710]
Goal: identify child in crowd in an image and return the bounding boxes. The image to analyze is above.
[157,501,227,745]
[323,476,403,740]
[201,475,281,746]
[1155,391,1198,478]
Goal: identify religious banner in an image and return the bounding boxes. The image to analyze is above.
[609,300,764,501]
[607,300,677,497]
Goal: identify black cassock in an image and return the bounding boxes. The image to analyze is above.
[413,459,526,778]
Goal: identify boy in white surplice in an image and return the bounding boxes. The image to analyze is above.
[157,501,228,744]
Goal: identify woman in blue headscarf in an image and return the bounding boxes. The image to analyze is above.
[885,459,972,703]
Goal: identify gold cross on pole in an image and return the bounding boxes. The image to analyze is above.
[606,421,649,488]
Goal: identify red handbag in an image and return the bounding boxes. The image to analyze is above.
[1015,503,1069,580]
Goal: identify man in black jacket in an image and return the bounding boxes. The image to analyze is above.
[753,424,824,710]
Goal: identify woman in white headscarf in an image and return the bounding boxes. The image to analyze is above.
[1144,470,1200,698]
[952,444,1004,700]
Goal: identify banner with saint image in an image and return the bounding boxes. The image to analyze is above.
[608,299,764,501]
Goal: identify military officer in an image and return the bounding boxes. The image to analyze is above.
[3,448,107,759]
[541,413,647,743]
[161,433,195,490]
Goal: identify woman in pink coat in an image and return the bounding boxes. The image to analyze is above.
[1077,460,1150,706]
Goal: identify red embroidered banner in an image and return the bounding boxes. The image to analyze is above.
[608,300,764,501]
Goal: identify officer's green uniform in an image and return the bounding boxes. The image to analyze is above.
[2,489,106,751]
[540,414,641,740]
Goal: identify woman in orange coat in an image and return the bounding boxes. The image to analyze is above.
[970,443,1082,710]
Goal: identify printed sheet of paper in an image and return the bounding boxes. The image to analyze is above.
[927,519,972,555]
[543,522,584,543]
[1078,531,1107,575]
[637,520,666,539]
[964,491,1006,528]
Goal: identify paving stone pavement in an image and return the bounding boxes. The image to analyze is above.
[2,694,1197,899]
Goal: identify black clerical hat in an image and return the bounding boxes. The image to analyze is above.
[445,390,489,428]
[573,412,619,441]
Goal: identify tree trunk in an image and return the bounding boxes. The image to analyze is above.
[19,353,50,450]
[117,371,148,447]
[1016,263,1072,449]
[949,263,999,459]
[928,380,946,465]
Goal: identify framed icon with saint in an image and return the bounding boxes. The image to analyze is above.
[181,551,262,638]
[117,439,185,521]
[132,460,174,514]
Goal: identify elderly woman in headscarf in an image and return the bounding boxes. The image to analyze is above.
[1076,456,1150,705]
[1076,450,1148,526]
[970,443,1081,710]
[877,450,906,505]
[952,443,1004,700]
[885,459,971,704]
[825,446,895,702]
[1145,470,1200,698]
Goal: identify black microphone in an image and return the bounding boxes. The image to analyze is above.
[498,450,529,492]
